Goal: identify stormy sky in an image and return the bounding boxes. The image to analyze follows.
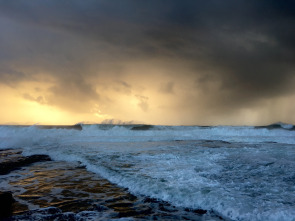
[0,0,295,125]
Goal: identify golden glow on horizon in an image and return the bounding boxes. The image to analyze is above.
[1,65,295,126]
[0,85,96,125]
[20,100,70,125]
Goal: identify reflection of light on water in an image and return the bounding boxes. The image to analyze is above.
[6,161,125,213]
[1,158,213,220]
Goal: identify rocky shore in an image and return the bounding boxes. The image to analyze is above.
[0,149,51,175]
[0,148,222,220]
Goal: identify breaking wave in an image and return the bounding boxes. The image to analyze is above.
[1,123,295,220]
[1,123,295,149]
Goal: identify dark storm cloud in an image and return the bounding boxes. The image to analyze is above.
[1,0,295,115]
[0,66,27,86]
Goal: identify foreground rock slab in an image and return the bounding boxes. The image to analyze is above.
[0,149,51,175]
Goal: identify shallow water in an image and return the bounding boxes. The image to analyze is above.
[0,149,220,220]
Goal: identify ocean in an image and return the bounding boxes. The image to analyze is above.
[0,123,295,220]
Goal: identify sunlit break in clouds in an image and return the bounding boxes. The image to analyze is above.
[1,0,295,125]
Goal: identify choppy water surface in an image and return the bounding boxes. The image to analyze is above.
[0,123,295,220]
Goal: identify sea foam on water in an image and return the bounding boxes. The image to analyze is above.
[0,123,295,220]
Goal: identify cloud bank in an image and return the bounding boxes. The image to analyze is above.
[0,0,295,125]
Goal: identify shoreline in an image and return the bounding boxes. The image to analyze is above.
[0,148,222,220]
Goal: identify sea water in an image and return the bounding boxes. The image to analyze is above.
[0,123,295,220]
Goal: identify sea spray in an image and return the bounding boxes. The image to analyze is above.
[0,124,295,220]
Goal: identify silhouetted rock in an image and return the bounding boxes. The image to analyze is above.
[131,124,153,130]
[0,191,15,218]
[37,124,82,130]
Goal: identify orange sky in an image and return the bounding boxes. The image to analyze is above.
[1,67,295,126]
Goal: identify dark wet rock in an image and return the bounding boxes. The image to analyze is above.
[37,124,82,131]
[108,202,134,209]
[198,126,211,128]
[1,158,223,220]
[0,149,22,156]
[143,197,161,204]
[12,207,61,219]
[184,207,208,215]
[105,194,137,204]
[131,124,153,130]
[256,123,283,130]
[204,140,231,145]
[255,123,295,131]
[30,207,62,215]
[0,154,51,175]
[193,209,207,215]
[116,209,139,218]
[204,140,215,143]
[9,207,68,221]
[55,212,76,221]
[133,205,153,216]
[0,191,15,218]
[200,140,232,148]
[158,203,177,213]
[93,204,108,212]
[51,199,94,213]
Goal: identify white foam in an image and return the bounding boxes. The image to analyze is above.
[1,125,295,150]
[1,125,295,220]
